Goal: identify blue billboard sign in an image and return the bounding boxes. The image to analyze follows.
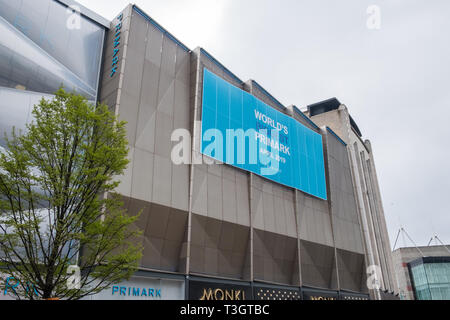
[201,68,327,200]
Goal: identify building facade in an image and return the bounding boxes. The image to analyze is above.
[305,98,399,299]
[0,0,107,148]
[0,1,397,300]
[393,245,450,300]
[97,4,396,300]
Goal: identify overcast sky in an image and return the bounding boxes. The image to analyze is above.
[77,0,450,248]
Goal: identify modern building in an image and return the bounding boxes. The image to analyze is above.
[0,0,397,300]
[305,98,399,299]
[393,245,450,300]
[0,0,108,147]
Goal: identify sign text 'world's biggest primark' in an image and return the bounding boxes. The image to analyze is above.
[201,69,327,200]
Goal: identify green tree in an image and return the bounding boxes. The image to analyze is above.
[0,88,143,300]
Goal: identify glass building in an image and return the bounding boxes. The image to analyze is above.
[0,1,108,300]
[0,0,107,147]
[408,257,450,300]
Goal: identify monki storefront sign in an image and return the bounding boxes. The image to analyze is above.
[199,287,247,300]
[189,280,252,300]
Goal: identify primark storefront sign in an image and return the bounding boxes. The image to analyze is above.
[201,68,327,200]
[0,275,39,300]
[111,285,161,298]
[87,276,185,300]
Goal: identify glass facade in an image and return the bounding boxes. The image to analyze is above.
[0,1,106,272]
[0,0,105,146]
[0,88,53,146]
[409,257,450,300]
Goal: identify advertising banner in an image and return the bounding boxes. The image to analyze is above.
[201,68,327,200]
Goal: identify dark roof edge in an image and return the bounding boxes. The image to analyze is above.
[307,97,341,112]
[250,80,286,111]
[409,256,450,267]
[133,5,190,52]
[326,127,347,147]
[293,106,321,131]
[349,115,362,137]
[199,48,244,85]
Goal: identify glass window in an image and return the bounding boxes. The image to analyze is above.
[411,262,450,300]
[0,88,53,147]
[0,0,105,99]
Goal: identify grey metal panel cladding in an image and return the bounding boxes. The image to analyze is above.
[135,61,158,153]
[131,148,154,202]
[326,133,364,254]
[249,174,297,235]
[222,177,238,224]
[192,165,208,215]
[146,25,164,66]
[161,36,177,77]
[300,240,337,289]
[297,191,334,247]
[118,11,190,211]
[253,229,298,285]
[128,200,188,272]
[190,214,250,279]
[337,249,367,293]
[236,171,250,226]
[207,172,223,220]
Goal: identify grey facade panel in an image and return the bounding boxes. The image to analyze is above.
[171,163,189,211]
[337,249,367,293]
[300,240,338,289]
[118,89,140,146]
[152,154,172,207]
[192,164,208,216]
[104,8,191,212]
[190,214,250,279]
[254,229,299,286]
[145,25,164,66]
[131,147,154,203]
[135,61,158,153]
[326,131,364,254]
[207,172,223,220]
[297,191,334,247]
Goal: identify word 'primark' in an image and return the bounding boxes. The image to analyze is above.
[111,286,162,298]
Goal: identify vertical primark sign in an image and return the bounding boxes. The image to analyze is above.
[110,13,123,77]
[201,68,327,200]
